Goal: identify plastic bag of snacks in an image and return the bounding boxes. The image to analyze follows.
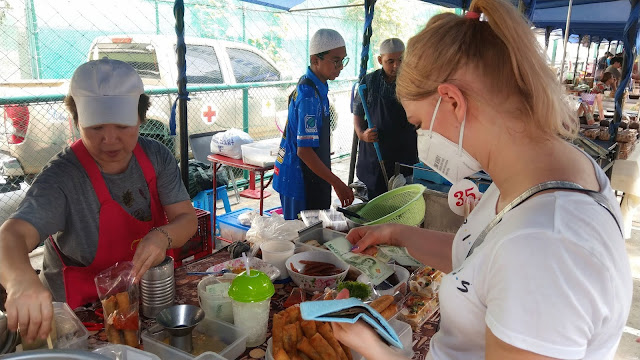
[94,262,140,347]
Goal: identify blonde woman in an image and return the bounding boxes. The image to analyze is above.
[331,0,632,359]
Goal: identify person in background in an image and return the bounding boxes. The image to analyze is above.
[273,29,354,220]
[0,59,197,343]
[330,0,631,358]
[353,38,418,200]
[595,51,613,81]
[605,56,623,90]
[592,72,616,118]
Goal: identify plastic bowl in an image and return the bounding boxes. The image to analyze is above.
[285,252,349,293]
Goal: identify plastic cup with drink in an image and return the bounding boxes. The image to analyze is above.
[228,253,275,347]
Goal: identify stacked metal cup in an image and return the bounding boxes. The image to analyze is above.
[141,256,176,318]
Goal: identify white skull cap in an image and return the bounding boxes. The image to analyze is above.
[380,38,405,55]
[310,29,346,55]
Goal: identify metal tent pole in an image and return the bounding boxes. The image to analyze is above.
[558,0,574,83]
[174,0,189,188]
[573,35,581,83]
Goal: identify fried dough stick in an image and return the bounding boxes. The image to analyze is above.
[102,295,123,344]
[317,322,348,360]
[115,292,138,347]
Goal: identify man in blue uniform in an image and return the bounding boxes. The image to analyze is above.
[353,38,418,199]
[274,29,354,220]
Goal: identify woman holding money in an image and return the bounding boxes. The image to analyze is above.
[331,0,632,359]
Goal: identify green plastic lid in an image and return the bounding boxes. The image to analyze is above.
[228,269,275,303]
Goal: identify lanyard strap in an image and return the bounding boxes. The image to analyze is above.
[466,181,622,259]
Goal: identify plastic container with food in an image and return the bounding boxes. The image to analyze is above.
[20,302,90,351]
[197,276,234,324]
[398,293,439,330]
[408,266,444,298]
[141,317,246,360]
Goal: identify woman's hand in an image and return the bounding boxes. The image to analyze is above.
[331,289,407,360]
[131,229,169,281]
[5,274,53,343]
[346,224,399,256]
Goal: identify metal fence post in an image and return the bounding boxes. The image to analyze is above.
[243,87,250,181]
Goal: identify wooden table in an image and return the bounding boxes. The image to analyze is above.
[82,249,439,358]
[207,154,274,244]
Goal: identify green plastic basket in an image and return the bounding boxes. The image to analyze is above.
[357,184,426,226]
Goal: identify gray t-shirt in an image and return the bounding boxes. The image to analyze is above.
[10,137,190,302]
[605,65,621,80]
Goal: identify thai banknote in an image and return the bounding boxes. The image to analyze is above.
[324,237,394,286]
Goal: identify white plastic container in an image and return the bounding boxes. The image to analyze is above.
[241,138,280,167]
[94,344,161,360]
[141,317,246,360]
[294,228,348,253]
[194,352,226,360]
[197,276,234,323]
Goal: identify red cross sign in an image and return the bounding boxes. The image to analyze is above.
[200,104,218,125]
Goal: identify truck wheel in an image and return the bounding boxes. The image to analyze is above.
[140,119,176,156]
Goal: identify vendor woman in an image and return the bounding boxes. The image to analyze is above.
[0,59,198,343]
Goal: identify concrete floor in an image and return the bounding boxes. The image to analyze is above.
[25,156,640,358]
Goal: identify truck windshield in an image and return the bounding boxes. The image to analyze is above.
[90,43,160,79]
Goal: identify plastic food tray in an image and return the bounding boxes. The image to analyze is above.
[294,228,348,253]
[141,317,246,360]
[94,344,161,360]
[20,302,90,351]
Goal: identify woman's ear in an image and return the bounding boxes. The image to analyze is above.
[436,83,466,125]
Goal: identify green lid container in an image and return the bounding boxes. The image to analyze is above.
[228,269,275,303]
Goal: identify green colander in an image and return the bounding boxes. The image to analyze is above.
[356,184,426,226]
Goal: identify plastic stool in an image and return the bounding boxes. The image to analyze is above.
[216,185,232,213]
[192,186,231,214]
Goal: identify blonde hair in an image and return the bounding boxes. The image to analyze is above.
[396,0,577,139]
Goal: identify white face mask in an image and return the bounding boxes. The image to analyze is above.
[416,97,482,184]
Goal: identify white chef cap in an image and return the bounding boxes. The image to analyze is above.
[310,29,346,56]
[70,58,144,128]
[380,38,405,55]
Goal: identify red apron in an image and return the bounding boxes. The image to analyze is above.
[51,139,168,309]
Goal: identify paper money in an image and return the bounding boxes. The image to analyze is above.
[324,237,394,286]
[377,246,423,267]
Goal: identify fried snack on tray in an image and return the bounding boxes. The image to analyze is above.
[272,305,350,360]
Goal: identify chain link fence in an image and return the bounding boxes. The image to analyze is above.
[0,0,446,223]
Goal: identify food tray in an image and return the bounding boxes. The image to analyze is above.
[294,228,348,253]
[206,256,281,281]
[141,318,246,360]
[94,344,160,360]
[265,319,413,360]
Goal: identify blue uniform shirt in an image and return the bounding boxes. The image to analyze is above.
[273,67,330,201]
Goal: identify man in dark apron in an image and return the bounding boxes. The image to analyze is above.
[274,29,354,220]
[353,38,418,200]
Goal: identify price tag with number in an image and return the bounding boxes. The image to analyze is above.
[447,179,480,216]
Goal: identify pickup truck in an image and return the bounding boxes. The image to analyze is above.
[0,35,300,191]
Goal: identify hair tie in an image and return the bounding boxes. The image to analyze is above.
[465,11,481,19]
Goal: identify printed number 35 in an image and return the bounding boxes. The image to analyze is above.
[454,188,476,206]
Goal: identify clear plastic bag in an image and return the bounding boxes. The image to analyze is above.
[209,128,254,159]
[94,262,140,347]
[245,213,305,246]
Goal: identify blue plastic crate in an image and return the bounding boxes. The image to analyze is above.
[217,207,254,242]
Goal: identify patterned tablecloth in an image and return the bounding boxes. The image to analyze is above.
[81,248,440,359]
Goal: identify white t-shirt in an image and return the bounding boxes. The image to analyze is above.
[427,160,632,360]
